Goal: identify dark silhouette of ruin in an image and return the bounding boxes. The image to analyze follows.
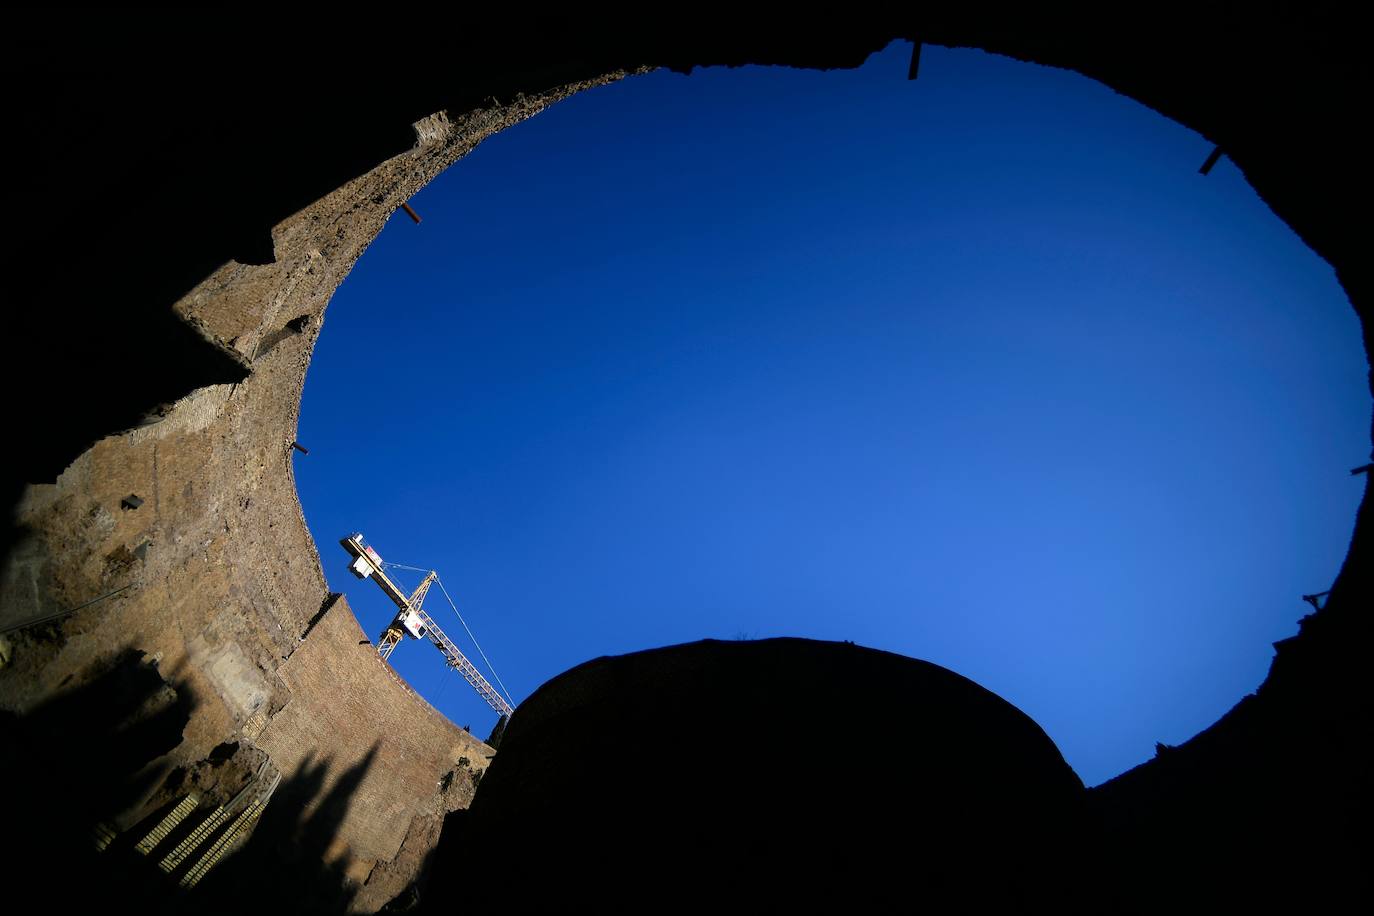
[424,638,1121,911]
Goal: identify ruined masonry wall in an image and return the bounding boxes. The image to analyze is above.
[0,73,625,910]
[255,593,494,908]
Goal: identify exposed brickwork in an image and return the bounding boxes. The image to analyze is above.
[0,73,623,909]
[256,594,492,908]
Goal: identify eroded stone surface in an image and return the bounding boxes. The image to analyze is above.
[0,75,618,908]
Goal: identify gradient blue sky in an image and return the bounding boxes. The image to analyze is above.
[296,42,1369,786]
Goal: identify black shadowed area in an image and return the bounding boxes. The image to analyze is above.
[423,638,1112,911]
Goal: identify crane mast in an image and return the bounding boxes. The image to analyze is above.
[340,533,513,718]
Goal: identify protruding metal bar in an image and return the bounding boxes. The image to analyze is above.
[2,583,133,635]
[1301,590,1331,612]
[1199,145,1223,175]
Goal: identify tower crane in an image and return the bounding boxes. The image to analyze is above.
[341,532,514,719]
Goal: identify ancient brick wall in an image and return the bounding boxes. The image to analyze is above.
[0,73,621,910]
[254,593,494,909]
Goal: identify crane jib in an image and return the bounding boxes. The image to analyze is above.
[340,533,514,718]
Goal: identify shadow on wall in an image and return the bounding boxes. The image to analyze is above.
[1,649,196,909]
[0,649,382,913]
[191,747,379,913]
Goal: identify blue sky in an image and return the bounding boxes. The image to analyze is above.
[296,42,1369,786]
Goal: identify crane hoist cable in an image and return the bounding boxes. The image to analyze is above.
[434,576,517,710]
